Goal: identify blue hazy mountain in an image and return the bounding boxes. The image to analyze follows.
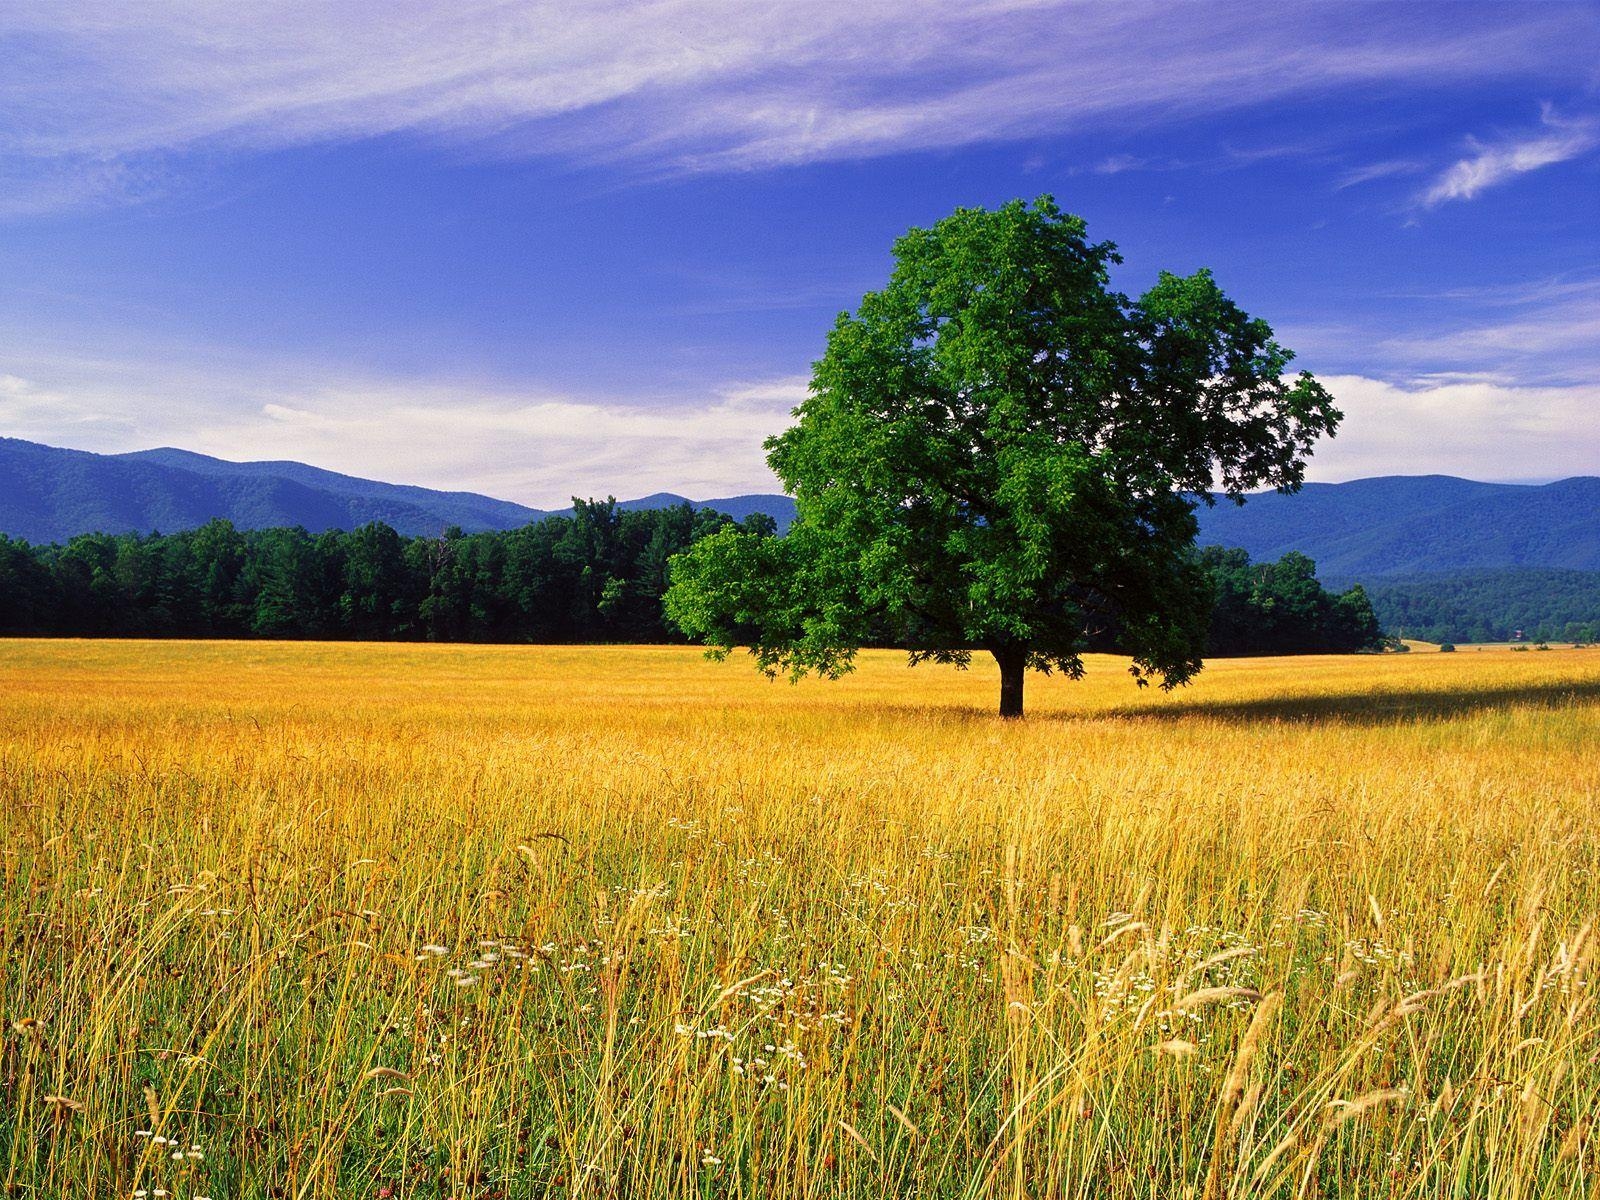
[0,437,798,542]
[4,438,1595,579]
[1193,475,1600,584]
[0,437,546,541]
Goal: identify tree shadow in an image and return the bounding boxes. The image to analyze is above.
[1088,676,1600,727]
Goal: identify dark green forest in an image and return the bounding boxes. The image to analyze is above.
[0,503,1381,655]
[1198,547,1384,656]
[1362,569,1600,644]
[0,501,742,644]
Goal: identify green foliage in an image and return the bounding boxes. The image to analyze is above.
[1362,569,1600,644]
[0,504,750,643]
[666,197,1339,713]
[1199,547,1384,655]
[0,512,1375,670]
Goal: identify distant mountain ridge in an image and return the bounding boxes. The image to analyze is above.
[1192,475,1600,583]
[0,437,796,543]
[120,445,543,530]
[3,437,1596,583]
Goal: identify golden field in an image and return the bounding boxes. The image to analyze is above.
[2,639,1598,1199]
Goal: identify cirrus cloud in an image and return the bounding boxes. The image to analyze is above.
[1420,108,1600,206]
[1,1,1595,212]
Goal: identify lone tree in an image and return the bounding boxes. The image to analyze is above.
[666,197,1340,716]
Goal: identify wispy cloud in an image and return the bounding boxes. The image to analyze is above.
[1336,158,1423,189]
[1090,153,1145,175]
[1374,276,1600,385]
[2,1,1593,212]
[1284,272,1600,389]
[1420,108,1600,206]
[1380,301,1600,368]
[0,154,176,219]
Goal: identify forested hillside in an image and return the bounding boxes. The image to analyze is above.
[1363,570,1600,644]
[7,439,1595,585]
[0,436,544,540]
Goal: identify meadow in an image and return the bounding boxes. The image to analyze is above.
[2,639,1597,1199]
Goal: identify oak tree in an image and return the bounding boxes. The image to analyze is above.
[666,197,1340,716]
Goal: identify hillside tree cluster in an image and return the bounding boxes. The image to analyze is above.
[1361,569,1600,644]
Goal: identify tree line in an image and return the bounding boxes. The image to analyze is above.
[0,501,750,643]
[0,501,1381,656]
[1362,569,1600,645]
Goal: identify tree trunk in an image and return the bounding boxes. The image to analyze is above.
[994,647,1026,718]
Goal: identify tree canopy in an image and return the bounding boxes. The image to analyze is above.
[1201,547,1381,656]
[665,197,1341,715]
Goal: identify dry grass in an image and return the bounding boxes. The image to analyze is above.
[2,639,1598,1198]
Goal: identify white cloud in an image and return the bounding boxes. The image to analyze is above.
[5,330,1596,501]
[1307,374,1600,482]
[1,1,1592,210]
[0,342,800,505]
[1420,110,1600,206]
[1091,153,1148,175]
[1375,278,1600,385]
[1335,158,1422,189]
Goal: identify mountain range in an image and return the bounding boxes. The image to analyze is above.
[3,436,1597,582]
[0,437,794,542]
[1192,475,1600,584]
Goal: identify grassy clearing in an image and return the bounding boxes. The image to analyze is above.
[2,640,1598,1198]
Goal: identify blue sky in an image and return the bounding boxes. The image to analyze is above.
[1,1,1596,505]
